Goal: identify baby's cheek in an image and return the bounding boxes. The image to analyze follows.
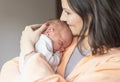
[53,43,59,52]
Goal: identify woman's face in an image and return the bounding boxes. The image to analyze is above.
[60,0,83,36]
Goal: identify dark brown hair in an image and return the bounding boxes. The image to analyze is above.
[67,0,120,55]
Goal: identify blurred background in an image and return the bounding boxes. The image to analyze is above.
[0,0,62,69]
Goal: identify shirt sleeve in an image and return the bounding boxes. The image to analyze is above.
[0,54,67,82]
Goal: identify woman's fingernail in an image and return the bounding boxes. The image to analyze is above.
[45,23,49,27]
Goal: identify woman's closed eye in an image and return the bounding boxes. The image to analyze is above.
[63,9,71,15]
[65,11,70,15]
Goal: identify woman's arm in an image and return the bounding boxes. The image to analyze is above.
[0,55,67,82]
[20,23,67,82]
[0,24,68,82]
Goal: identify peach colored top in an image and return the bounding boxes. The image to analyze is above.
[0,37,120,82]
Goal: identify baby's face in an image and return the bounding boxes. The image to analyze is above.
[44,20,73,53]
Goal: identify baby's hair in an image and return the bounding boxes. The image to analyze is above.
[45,19,73,47]
[45,19,69,28]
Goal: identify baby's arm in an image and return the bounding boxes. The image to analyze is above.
[48,52,62,67]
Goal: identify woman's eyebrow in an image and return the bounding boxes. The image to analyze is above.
[63,8,71,12]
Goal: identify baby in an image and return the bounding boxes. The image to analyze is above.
[19,19,73,72]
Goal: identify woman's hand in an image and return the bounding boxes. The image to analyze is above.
[20,23,48,55]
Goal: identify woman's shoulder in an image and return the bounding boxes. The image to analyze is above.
[71,52,120,82]
[96,49,120,63]
[79,51,120,72]
[90,51,120,72]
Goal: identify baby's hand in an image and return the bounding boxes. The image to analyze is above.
[58,51,63,59]
[39,53,46,61]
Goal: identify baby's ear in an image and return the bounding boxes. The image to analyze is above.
[44,28,54,35]
[48,28,54,32]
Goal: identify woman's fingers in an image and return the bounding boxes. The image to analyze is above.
[35,23,49,36]
[24,23,48,34]
[30,24,42,31]
[21,23,49,44]
[24,26,32,31]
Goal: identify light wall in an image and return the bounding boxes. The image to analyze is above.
[0,0,56,69]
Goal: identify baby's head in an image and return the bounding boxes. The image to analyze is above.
[44,19,73,53]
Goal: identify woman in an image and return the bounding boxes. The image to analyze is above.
[0,0,120,82]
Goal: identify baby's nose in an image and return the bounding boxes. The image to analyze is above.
[60,47,65,52]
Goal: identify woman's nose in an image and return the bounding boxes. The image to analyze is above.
[60,11,67,21]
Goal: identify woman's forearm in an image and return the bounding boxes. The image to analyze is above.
[20,41,35,57]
